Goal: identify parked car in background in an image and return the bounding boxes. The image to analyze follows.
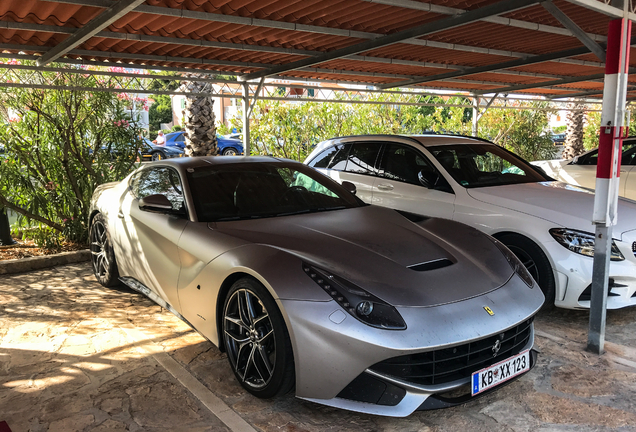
[89,156,543,416]
[164,131,244,155]
[305,134,636,310]
[139,138,184,161]
[532,137,636,201]
[551,133,566,145]
[224,133,243,140]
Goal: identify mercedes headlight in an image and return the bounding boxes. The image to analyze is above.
[549,228,624,261]
[303,263,406,330]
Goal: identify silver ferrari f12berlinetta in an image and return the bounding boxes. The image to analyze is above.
[89,156,544,417]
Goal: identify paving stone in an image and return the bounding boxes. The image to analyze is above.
[127,382,203,428]
[1,262,636,432]
[88,419,129,432]
[47,414,94,432]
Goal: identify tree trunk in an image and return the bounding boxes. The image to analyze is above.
[562,103,586,160]
[0,206,16,246]
[180,80,218,157]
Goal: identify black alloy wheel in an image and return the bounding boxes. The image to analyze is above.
[222,147,238,156]
[151,151,164,161]
[222,278,295,398]
[498,233,555,308]
[89,213,120,287]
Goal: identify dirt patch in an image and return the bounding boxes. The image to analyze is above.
[0,239,86,261]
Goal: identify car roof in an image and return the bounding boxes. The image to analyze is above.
[325,133,492,148]
[407,134,490,147]
[144,155,290,169]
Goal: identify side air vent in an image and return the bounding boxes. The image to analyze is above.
[408,258,453,272]
[632,241,636,257]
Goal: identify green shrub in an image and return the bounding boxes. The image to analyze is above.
[0,62,143,246]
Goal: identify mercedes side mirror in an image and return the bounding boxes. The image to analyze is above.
[342,181,357,195]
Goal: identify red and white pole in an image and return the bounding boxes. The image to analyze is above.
[588,15,631,354]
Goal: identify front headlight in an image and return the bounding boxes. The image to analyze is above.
[549,228,625,261]
[491,239,535,287]
[303,263,406,330]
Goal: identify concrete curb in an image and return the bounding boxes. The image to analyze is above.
[0,249,91,275]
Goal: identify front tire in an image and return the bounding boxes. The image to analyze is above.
[89,213,120,287]
[222,147,238,156]
[222,278,295,398]
[151,151,164,161]
[498,233,555,307]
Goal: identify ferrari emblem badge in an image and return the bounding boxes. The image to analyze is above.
[484,306,495,316]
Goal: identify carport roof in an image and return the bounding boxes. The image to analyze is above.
[1,0,635,100]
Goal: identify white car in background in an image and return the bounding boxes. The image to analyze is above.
[532,137,636,200]
[305,134,636,310]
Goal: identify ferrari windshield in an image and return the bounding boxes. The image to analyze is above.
[187,162,362,222]
[428,143,549,188]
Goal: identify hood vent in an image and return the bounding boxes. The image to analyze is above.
[408,258,453,272]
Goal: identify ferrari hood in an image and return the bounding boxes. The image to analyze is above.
[466,181,636,239]
[211,205,515,307]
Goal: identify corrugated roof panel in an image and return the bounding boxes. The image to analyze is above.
[467,72,548,85]
[279,70,395,84]
[427,21,584,55]
[0,0,629,99]
[510,62,604,76]
[317,58,447,76]
[364,43,515,67]
[0,0,100,27]
[0,29,65,47]
[504,0,610,35]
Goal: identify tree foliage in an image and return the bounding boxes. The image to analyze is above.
[0,63,143,246]
[237,96,556,162]
[148,93,173,131]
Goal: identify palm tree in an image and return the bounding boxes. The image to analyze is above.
[180,80,218,157]
[562,102,586,160]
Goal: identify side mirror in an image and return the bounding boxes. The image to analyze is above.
[341,181,357,195]
[139,194,173,213]
[418,170,431,188]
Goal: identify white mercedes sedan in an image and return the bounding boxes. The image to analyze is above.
[305,134,636,310]
[532,137,636,200]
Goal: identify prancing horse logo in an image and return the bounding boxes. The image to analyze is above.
[484,306,494,316]
[492,339,501,357]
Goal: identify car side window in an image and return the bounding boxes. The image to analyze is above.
[135,167,185,211]
[379,144,452,192]
[622,143,636,165]
[129,171,143,196]
[308,144,342,168]
[328,143,351,171]
[577,150,598,165]
[343,142,382,175]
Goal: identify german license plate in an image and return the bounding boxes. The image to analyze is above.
[471,349,530,396]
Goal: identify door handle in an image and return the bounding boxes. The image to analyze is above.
[377,183,394,191]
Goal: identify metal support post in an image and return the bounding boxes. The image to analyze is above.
[472,95,480,137]
[242,81,250,156]
[588,224,612,353]
[588,7,631,354]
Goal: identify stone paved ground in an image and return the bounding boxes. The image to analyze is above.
[1,263,636,432]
